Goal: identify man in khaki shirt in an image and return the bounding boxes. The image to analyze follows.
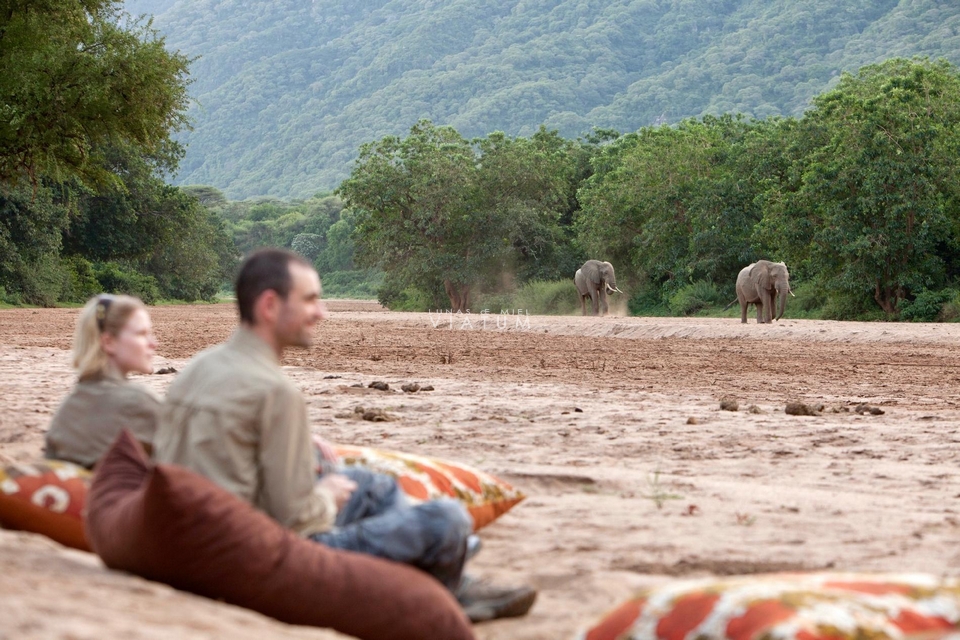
[156,326,339,535]
[155,248,536,622]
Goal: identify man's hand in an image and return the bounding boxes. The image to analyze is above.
[316,472,357,510]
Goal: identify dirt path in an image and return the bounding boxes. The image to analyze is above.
[3,302,960,639]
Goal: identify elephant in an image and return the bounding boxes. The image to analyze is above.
[574,260,622,316]
[724,260,793,324]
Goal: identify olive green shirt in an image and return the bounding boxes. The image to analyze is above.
[154,327,336,536]
[45,371,161,469]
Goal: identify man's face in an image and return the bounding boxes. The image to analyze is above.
[275,262,327,348]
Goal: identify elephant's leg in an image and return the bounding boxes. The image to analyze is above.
[590,289,600,316]
[739,297,748,323]
[755,301,764,323]
[599,290,608,316]
[580,295,588,316]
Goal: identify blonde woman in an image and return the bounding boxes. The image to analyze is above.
[45,294,161,468]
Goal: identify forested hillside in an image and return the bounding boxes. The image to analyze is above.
[126,0,960,199]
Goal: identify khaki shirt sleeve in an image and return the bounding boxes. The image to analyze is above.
[119,385,161,449]
[258,381,337,536]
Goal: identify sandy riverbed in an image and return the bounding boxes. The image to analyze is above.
[2,301,960,639]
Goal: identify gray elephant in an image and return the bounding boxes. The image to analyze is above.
[725,260,792,323]
[574,260,622,316]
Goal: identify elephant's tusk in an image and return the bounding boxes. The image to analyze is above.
[790,291,796,297]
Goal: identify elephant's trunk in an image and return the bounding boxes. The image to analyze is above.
[776,287,789,321]
[605,282,618,295]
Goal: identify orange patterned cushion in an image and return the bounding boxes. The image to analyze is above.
[581,572,960,640]
[0,460,92,551]
[0,444,526,549]
[332,444,525,531]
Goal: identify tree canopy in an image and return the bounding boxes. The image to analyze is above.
[760,58,960,315]
[0,0,190,187]
[338,121,577,311]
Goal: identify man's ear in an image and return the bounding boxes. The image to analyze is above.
[253,289,281,326]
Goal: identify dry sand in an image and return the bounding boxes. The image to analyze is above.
[2,301,960,639]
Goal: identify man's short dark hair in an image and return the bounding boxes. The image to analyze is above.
[236,248,313,324]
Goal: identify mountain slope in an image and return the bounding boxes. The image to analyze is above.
[126,0,960,199]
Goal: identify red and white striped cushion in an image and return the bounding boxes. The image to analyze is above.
[581,572,960,640]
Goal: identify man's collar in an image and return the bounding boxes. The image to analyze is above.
[230,325,282,366]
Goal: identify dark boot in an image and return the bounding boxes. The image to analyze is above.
[456,575,537,623]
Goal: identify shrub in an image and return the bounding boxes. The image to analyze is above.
[819,287,884,321]
[470,291,515,314]
[788,281,823,314]
[61,256,101,303]
[518,280,582,315]
[93,262,161,304]
[899,289,957,322]
[15,254,70,307]
[375,276,441,311]
[321,269,383,299]
[0,285,19,306]
[628,287,670,317]
[939,291,960,322]
[667,280,725,316]
[381,286,435,311]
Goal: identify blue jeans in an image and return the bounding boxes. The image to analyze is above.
[310,467,471,592]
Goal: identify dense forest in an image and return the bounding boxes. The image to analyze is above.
[126,0,960,199]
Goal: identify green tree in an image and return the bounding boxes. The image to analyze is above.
[0,0,191,188]
[576,115,762,299]
[181,185,228,208]
[338,121,479,311]
[315,211,357,274]
[339,121,571,311]
[62,142,186,262]
[58,142,236,302]
[139,196,237,301]
[0,182,70,305]
[472,127,575,287]
[0,1,199,305]
[761,58,960,315]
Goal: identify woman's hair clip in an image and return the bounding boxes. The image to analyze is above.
[95,295,114,333]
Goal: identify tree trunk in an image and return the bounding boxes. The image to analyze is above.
[443,280,470,312]
[874,282,898,315]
